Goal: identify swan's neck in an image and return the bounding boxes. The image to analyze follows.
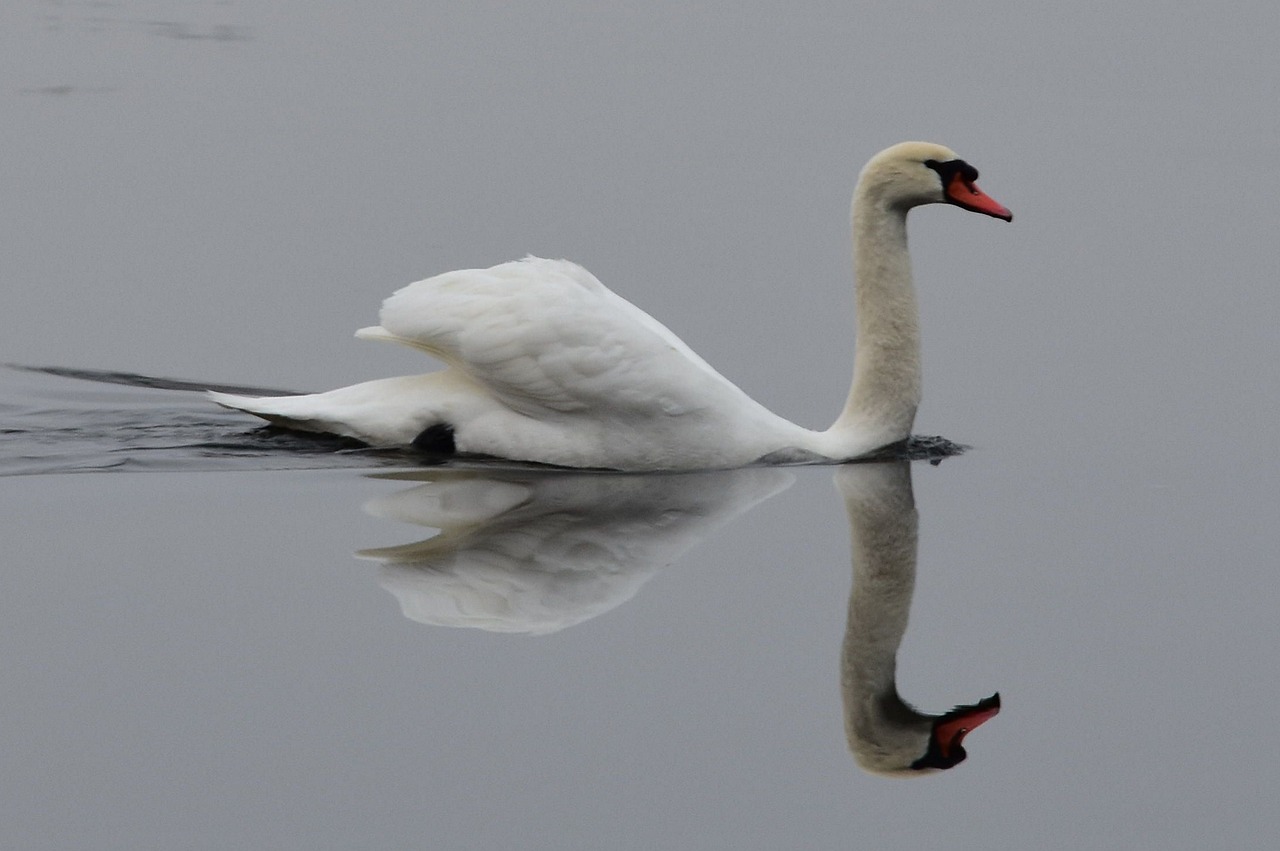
[826,187,921,456]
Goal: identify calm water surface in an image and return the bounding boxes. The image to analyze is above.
[4,2,1279,848]
[1,369,1275,849]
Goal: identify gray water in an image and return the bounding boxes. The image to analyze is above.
[4,2,1279,848]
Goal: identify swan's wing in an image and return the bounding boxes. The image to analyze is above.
[356,257,753,419]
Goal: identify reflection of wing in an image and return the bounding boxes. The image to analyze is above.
[837,462,999,775]
[358,468,793,635]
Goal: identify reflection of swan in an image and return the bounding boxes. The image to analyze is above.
[838,462,999,774]
[211,142,1010,470]
[358,468,792,634]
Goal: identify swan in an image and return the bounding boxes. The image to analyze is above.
[210,142,1011,470]
[837,461,1000,774]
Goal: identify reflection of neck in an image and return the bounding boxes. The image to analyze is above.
[836,462,930,770]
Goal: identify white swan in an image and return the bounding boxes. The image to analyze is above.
[210,142,1010,470]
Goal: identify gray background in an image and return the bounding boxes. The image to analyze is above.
[3,1,1278,848]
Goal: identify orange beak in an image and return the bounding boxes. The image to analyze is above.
[935,693,1002,759]
[945,173,1013,221]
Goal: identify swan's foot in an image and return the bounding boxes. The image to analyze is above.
[858,435,968,465]
[411,423,457,458]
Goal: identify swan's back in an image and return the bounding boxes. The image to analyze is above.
[361,258,725,411]
[349,257,802,467]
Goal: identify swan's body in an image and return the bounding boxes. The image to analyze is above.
[211,142,1010,470]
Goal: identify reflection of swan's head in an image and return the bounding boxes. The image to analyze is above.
[837,462,1001,776]
[851,692,1001,777]
[860,142,1013,221]
[908,694,1002,771]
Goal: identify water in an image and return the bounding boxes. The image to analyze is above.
[0,366,395,476]
[4,2,1280,848]
[2,367,1275,849]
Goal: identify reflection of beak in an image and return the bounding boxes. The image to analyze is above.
[945,174,1013,221]
[911,692,1001,770]
[935,693,1002,759]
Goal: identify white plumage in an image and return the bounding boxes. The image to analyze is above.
[837,462,1000,774]
[360,467,792,635]
[210,142,1010,471]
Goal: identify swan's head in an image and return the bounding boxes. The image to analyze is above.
[850,691,1003,777]
[860,141,1012,221]
[908,692,1002,773]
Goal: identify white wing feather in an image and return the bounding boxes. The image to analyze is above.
[212,257,808,467]
[359,257,759,420]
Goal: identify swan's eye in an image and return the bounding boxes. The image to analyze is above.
[924,159,980,186]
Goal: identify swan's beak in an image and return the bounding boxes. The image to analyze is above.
[945,174,1013,221]
[911,692,1002,770]
[933,692,1001,759]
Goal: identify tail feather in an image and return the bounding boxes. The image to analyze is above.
[209,371,490,447]
[207,390,336,434]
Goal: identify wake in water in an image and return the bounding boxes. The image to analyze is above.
[0,365,398,476]
[0,365,966,476]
